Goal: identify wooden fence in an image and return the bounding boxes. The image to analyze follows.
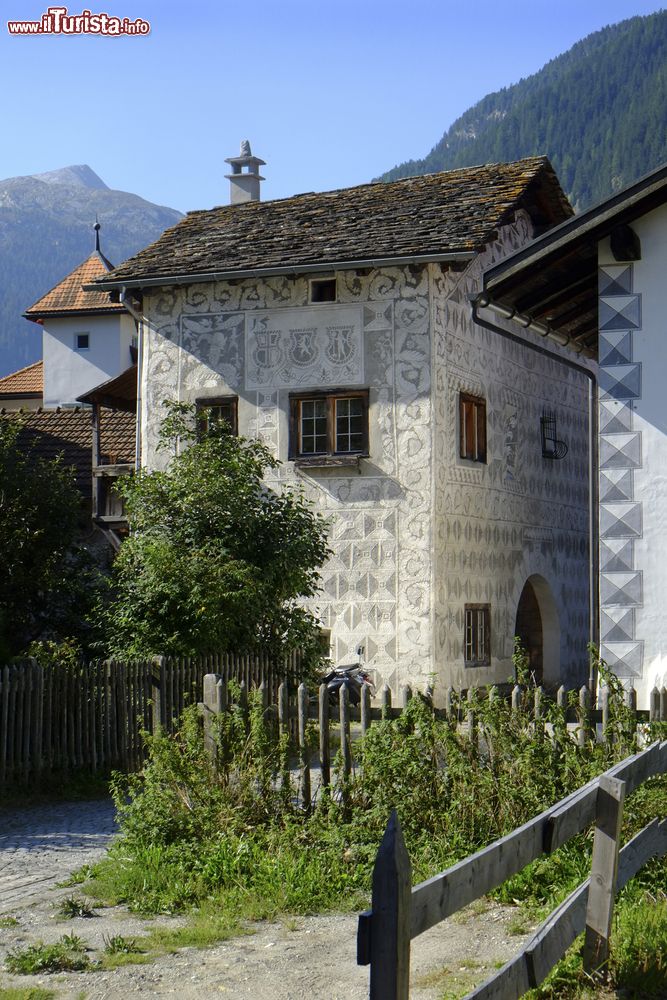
[356,739,667,999]
[2,660,666,793]
[199,676,667,812]
[0,651,302,788]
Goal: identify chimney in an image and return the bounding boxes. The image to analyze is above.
[224,139,266,204]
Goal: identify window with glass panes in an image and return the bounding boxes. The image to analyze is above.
[195,396,238,436]
[464,605,490,666]
[290,390,369,460]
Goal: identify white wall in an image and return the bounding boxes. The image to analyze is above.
[42,312,134,407]
[599,203,667,706]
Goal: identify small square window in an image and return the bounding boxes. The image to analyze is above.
[464,605,490,666]
[196,396,238,436]
[309,278,337,303]
[75,333,90,351]
[459,393,486,462]
[289,390,368,462]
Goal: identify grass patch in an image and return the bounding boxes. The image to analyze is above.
[5,935,89,974]
[0,919,18,929]
[58,864,94,889]
[56,896,96,919]
[0,989,56,999]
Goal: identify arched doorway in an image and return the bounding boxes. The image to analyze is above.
[515,581,543,684]
[514,575,561,687]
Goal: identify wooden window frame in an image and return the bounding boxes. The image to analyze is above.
[289,389,369,463]
[464,604,491,667]
[195,395,239,436]
[459,392,487,463]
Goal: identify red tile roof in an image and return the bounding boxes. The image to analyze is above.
[0,361,43,397]
[24,252,125,320]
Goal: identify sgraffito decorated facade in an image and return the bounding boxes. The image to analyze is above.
[94,157,592,698]
[481,161,667,708]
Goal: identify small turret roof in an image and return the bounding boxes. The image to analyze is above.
[24,251,124,321]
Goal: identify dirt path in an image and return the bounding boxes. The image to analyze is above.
[0,799,537,998]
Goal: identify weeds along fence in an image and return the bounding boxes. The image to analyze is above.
[2,661,666,792]
[199,676,667,811]
[357,739,667,1000]
[0,651,302,788]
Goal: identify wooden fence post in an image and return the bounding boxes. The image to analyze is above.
[512,684,522,715]
[361,682,372,737]
[381,684,391,720]
[319,683,330,789]
[201,673,221,761]
[368,810,411,1000]
[578,685,592,747]
[340,683,352,779]
[444,686,455,724]
[649,687,661,723]
[278,681,289,739]
[583,775,626,975]
[298,682,310,811]
[151,656,165,731]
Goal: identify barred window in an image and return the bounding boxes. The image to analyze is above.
[464,605,490,666]
[459,393,487,462]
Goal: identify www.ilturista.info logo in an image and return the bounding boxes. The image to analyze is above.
[7,6,150,35]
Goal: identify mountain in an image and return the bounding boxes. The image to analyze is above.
[379,11,667,211]
[0,166,182,377]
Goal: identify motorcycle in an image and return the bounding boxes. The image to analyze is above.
[321,661,375,706]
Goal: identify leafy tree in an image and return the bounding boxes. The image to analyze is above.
[101,402,331,664]
[0,418,93,657]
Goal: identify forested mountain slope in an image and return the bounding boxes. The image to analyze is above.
[379,11,667,211]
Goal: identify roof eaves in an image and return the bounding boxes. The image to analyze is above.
[86,250,478,292]
[484,161,667,293]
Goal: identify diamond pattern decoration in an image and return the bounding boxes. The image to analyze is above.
[600,538,634,573]
[599,641,644,678]
[600,571,642,607]
[601,607,635,642]
[600,502,642,538]
[600,400,633,435]
[599,331,633,366]
[599,364,641,400]
[599,294,641,331]
[363,304,393,330]
[598,264,633,296]
[600,469,634,502]
[600,433,641,470]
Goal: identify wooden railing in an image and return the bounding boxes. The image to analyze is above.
[356,740,667,999]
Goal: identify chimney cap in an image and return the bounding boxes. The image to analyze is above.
[225,137,266,170]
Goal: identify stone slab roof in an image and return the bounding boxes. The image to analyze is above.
[92,157,572,288]
[24,252,125,320]
[0,407,135,497]
[0,360,43,397]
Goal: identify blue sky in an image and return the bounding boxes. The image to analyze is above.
[1,0,664,212]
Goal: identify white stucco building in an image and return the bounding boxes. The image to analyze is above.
[481,161,667,707]
[92,153,594,699]
[23,235,135,407]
